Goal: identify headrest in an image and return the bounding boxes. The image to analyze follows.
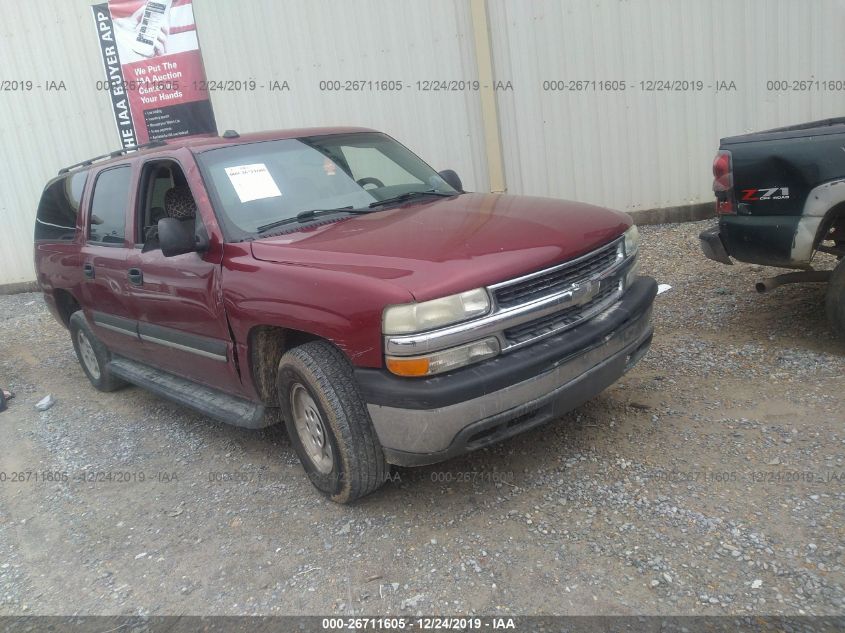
[164,186,196,220]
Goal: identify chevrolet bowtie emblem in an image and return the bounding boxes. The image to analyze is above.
[569,280,600,306]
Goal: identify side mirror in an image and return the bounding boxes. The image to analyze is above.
[158,217,205,257]
[438,169,463,192]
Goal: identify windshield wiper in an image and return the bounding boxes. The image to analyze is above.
[368,190,456,209]
[255,192,455,233]
[256,206,366,233]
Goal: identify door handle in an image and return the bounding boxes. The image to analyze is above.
[83,263,95,279]
[127,268,144,286]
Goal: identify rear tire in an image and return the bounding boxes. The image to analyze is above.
[826,258,845,339]
[277,341,387,503]
[69,311,126,392]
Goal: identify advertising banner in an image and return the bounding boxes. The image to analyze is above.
[92,0,217,148]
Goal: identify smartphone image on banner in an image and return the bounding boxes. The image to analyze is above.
[132,0,173,58]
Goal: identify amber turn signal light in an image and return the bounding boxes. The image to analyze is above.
[385,356,431,377]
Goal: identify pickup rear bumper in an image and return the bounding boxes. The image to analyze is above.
[355,277,657,467]
[699,225,733,265]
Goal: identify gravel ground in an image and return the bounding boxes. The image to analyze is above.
[0,219,844,616]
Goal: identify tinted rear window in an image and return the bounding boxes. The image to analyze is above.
[34,171,88,241]
[89,166,131,244]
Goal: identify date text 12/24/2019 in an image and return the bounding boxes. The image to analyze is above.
[321,617,516,630]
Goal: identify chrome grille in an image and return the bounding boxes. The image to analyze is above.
[493,239,620,309]
[503,280,620,345]
[383,236,633,358]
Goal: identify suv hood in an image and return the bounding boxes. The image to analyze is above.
[250,193,630,302]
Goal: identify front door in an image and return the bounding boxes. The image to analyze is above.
[124,158,245,397]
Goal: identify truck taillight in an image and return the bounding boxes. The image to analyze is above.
[712,150,735,215]
[712,151,732,192]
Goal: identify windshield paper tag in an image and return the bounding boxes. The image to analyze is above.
[224,164,282,203]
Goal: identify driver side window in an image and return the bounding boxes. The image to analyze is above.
[137,160,200,249]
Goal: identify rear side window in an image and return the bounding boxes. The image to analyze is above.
[34,171,88,241]
[89,166,131,244]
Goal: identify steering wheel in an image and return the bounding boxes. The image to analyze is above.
[356,177,384,190]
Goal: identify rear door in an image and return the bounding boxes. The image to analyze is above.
[79,164,142,358]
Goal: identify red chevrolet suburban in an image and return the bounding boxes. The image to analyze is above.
[34,128,655,502]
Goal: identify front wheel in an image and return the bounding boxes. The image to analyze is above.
[277,341,387,503]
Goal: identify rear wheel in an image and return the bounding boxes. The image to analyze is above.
[826,258,845,339]
[277,341,387,503]
[69,311,126,392]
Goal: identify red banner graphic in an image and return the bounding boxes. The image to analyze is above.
[93,0,216,147]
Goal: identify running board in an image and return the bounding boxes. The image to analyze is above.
[109,356,269,428]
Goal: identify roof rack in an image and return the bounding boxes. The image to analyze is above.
[58,140,168,175]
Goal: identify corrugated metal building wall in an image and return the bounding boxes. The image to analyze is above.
[1,0,844,285]
[488,0,845,212]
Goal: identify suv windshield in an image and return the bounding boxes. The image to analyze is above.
[197,132,459,239]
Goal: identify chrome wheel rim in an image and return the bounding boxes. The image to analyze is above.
[77,330,101,380]
[290,383,334,475]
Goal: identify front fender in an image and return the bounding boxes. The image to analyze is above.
[221,244,414,370]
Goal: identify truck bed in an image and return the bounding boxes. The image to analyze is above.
[722,117,845,145]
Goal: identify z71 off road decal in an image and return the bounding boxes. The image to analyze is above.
[741,187,790,201]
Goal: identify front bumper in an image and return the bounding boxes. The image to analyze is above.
[355,277,657,466]
[699,225,733,265]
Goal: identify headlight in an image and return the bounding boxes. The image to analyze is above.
[623,225,640,258]
[386,337,500,377]
[383,288,491,335]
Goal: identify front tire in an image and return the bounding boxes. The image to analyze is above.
[277,341,387,503]
[69,311,126,392]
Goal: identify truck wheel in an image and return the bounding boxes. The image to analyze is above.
[277,341,387,503]
[826,258,845,338]
[69,311,126,392]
